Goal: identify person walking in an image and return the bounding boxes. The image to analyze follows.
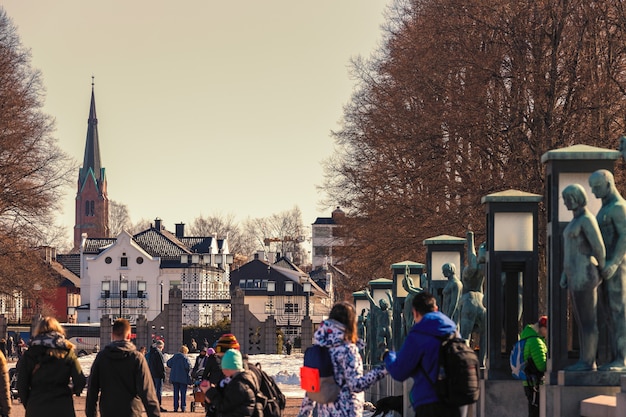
[201,334,241,417]
[192,347,209,379]
[204,349,260,417]
[518,316,548,417]
[297,301,388,417]
[148,340,167,412]
[86,318,160,417]
[384,291,462,417]
[17,316,86,417]
[167,345,192,412]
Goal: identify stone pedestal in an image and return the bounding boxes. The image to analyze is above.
[542,371,624,417]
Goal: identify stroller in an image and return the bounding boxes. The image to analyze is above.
[9,368,18,400]
[190,373,205,412]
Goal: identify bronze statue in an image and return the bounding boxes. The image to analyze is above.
[589,169,626,371]
[365,288,393,360]
[459,231,486,366]
[441,263,462,324]
[402,265,423,338]
[561,183,606,371]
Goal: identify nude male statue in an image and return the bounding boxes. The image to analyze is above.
[561,184,606,371]
[402,265,423,338]
[441,263,463,324]
[365,288,393,360]
[589,169,626,371]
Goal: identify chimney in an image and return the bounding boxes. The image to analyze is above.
[154,218,162,231]
[175,223,185,238]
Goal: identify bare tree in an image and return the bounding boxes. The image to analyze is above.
[242,206,308,266]
[189,213,252,259]
[323,0,626,285]
[0,9,73,297]
[109,200,132,236]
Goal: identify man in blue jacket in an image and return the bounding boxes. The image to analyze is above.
[384,291,461,417]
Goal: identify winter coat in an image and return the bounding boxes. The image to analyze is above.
[148,346,166,379]
[520,324,547,386]
[85,340,161,417]
[205,369,259,417]
[17,331,87,417]
[297,319,388,417]
[201,354,225,385]
[192,353,208,379]
[384,311,458,409]
[167,352,192,385]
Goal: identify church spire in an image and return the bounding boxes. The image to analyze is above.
[79,77,102,185]
[74,78,109,250]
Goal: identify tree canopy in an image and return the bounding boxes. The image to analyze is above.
[323,0,626,288]
[0,9,73,297]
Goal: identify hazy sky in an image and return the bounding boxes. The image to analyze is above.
[2,1,389,243]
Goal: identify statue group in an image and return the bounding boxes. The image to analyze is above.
[360,231,487,365]
[562,169,626,372]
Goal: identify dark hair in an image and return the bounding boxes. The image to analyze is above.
[112,318,131,338]
[412,291,437,316]
[329,301,357,343]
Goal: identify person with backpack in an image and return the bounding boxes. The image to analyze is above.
[202,334,241,417]
[297,301,388,417]
[518,316,548,417]
[204,349,261,417]
[384,291,465,417]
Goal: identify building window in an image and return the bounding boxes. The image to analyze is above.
[85,201,90,216]
[102,281,110,298]
[90,200,95,216]
[136,257,144,264]
[137,281,146,298]
[285,282,293,292]
[105,257,112,264]
[239,279,246,288]
[284,302,299,313]
[121,257,128,267]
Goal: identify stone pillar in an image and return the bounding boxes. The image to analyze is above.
[263,316,277,353]
[301,316,314,352]
[100,315,112,348]
[136,315,149,350]
[166,288,183,354]
[230,288,246,353]
[0,315,7,342]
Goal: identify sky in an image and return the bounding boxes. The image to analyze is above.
[1,1,390,247]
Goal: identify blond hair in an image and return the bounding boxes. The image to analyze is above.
[33,316,65,337]
[179,345,189,354]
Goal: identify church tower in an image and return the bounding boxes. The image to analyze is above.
[74,80,109,249]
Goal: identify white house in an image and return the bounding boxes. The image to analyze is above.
[75,220,232,325]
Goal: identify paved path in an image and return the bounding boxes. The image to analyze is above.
[7,395,304,417]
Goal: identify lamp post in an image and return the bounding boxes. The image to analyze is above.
[160,281,164,312]
[302,279,311,318]
[119,274,127,319]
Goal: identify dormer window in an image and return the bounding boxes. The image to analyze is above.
[285,282,293,292]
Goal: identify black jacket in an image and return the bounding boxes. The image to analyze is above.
[86,340,160,417]
[17,332,86,417]
[205,370,260,417]
[148,346,166,379]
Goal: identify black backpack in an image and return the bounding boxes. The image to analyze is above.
[421,333,480,406]
[248,362,286,417]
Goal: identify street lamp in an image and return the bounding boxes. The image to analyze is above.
[302,279,311,318]
[119,274,127,319]
[160,281,164,312]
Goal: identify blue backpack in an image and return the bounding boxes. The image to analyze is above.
[300,345,340,404]
[510,336,538,380]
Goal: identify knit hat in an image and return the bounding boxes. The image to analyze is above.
[215,333,240,353]
[220,349,244,371]
[538,315,548,328]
